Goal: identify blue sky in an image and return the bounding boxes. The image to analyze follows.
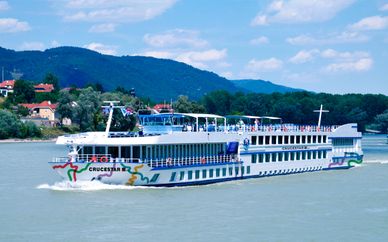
[0,0,387,94]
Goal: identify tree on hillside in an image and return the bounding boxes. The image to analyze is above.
[57,91,75,124]
[73,87,101,131]
[371,109,388,133]
[0,110,23,139]
[43,73,60,91]
[12,80,35,103]
[174,95,205,113]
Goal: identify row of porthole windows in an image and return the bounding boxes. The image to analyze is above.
[252,150,327,163]
[251,135,327,146]
[169,166,251,182]
[258,166,322,176]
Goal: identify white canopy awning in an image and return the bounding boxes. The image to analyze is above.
[177,113,225,119]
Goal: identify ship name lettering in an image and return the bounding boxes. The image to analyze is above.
[282,146,308,150]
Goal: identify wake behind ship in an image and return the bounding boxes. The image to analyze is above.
[50,102,363,186]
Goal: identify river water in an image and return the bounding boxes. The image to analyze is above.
[0,135,387,242]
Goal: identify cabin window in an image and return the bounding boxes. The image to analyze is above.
[216,168,220,177]
[291,152,295,160]
[278,153,283,162]
[222,168,227,176]
[290,136,295,144]
[258,136,264,145]
[202,170,207,179]
[251,136,257,145]
[265,153,270,162]
[133,146,140,159]
[235,167,239,176]
[272,136,276,145]
[95,146,106,155]
[170,172,177,182]
[318,136,322,143]
[278,136,283,144]
[241,166,245,175]
[252,154,257,163]
[318,151,322,159]
[180,171,185,180]
[195,170,200,179]
[308,151,312,159]
[323,151,327,158]
[302,136,306,144]
[284,152,289,161]
[259,154,264,163]
[313,135,317,143]
[272,153,277,162]
[284,136,289,144]
[296,152,301,160]
[83,146,93,155]
[307,136,312,143]
[296,136,301,144]
[265,136,270,145]
[247,166,251,174]
[302,152,306,160]
[121,146,131,159]
[323,136,327,143]
[209,169,214,178]
[229,167,233,176]
[313,151,317,159]
[108,147,119,158]
[188,171,193,180]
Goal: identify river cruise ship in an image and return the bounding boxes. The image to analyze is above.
[50,103,363,186]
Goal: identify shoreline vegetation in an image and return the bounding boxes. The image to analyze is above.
[0,138,56,143]
[1,74,388,140]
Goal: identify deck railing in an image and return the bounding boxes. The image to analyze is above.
[51,154,238,168]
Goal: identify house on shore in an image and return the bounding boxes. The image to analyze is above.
[19,101,58,126]
[0,80,15,97]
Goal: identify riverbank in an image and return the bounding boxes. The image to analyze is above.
[0,138,56,143]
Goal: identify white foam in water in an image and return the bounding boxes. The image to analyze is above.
[36,180,153,191]
[363,160,388,164]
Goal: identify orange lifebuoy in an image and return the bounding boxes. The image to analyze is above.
[167,157,172,166]
[201,157,206,164]
[90,156,97,162]
[100,156,108,162]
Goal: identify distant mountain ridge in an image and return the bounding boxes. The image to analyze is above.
[0,46,303,100]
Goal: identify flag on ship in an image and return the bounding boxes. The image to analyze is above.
[120,107,134,117]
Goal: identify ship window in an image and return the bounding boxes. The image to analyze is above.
[290,152,295,160]
[247,166,251,174]
[284,136,289,144]
[318,136,322,143]
[278,136,283,144]
[265,136,270,145]
[296,136,300,144]
[209,169,214,178]
[258,136,264,145]
[307,136,311,143]
[278,153,283,162]
[108,147,119,158]
[284,152,289,161]
[95,146,106,155]
[296,152,301,160]
[195,170,200,179]
[259,154,264,163]
[202,169,207,178]
[222,168,227,176]
[83,146,93,155]
[323,151,327,158]
[302,152,306,160]
[150,174,160,183]
[229,167,233,176]
[132,146,140,159]
[323,136,327,143]
[265,153,270,162]
[272,153,277,162]
[272,136,276,144]
[235,167,239,176]
[313,151,317,159]
[318,151,322,159]
[170,172,176,182]
[188,170,193,180]
[302,136,306,144]
[216,168,220,177]
[251,136,257,145]
[252,154,257,163]
[180,171,185,180]
[290,136,295,144]
[313,135,317,143]
[308,151,312,159]
[241,166,245,175]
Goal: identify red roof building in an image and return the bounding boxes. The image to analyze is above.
[34,83,54,93]
[0,80,15,97]
[20,101,58,121]
[153,104,173,113]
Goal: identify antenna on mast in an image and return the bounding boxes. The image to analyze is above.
[313,104,329,127]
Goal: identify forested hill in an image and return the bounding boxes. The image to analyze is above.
[232,79,303,93]
[0,46,301,100]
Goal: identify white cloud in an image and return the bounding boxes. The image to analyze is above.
[144,29,208,48]
[19,42,45,51]
[380,4,388,11]
[325,58,373,72]
[63,0,176,23]
[251,0,354,26]
[89,23,116,33]
[320,49,369,60]
[51,40,60,47]
[83,42,118,55]
[141,51,174,59]
[220,71,233,79]
[289,49,318,64]
[250,36,269,45]
[0,1,9,11]
[245,58,283,72]
[0,18,30,33]
[286,31,368,45]
[349,16,388,31]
